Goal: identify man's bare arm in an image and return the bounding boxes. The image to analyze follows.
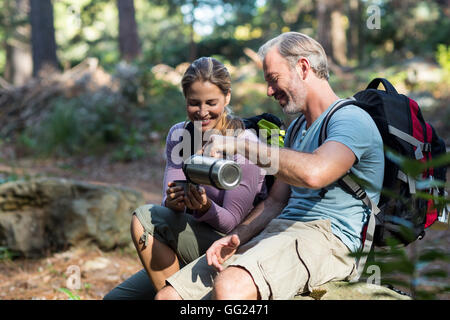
[206,178,290,271]
[269,141,356,188]
[206,135,356,190]
[231,178,291,244]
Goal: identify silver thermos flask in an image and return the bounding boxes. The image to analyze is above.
[182,155,242,190]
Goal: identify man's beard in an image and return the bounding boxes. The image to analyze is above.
[282,86,306,115]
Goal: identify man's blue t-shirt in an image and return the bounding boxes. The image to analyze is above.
[279,99,385,252]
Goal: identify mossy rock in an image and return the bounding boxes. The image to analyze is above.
[294,281,411,300]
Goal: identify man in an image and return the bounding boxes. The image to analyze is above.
[155,32,384,300]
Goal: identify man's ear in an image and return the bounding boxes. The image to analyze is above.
[296,57,310,80]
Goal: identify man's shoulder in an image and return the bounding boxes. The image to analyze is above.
[335,104,372,122]
[328,104,379,134]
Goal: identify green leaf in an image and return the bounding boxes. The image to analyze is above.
[58,288,81,300]
[419,250,450,262]
[422,270,448,278]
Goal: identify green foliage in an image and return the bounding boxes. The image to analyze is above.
[0,172,20,185]
[353,149,450,300]
[21,92,124,157]
[0,246,20,261]
[143,78,186,133]
[111,129,145,162]
[58,288,81,300]
[17,63,187,159]
[436,44,450,85]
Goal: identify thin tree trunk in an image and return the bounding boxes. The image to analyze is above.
[347,0,360,61]
[357,0,365,64]
[117,0,141,62]
[316,0,333,61]
[330,0,347,66]
[188,0,198,62]
[29,0,58,77]
[4,0,33,85]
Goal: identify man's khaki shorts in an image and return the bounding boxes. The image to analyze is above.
[167,218,357,300]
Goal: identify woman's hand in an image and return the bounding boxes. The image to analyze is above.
[184,184,211,214]
[165,182,186,212]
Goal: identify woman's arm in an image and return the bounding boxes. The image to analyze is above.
[161,123,186,206]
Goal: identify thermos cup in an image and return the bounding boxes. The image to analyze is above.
[182,155,242,190]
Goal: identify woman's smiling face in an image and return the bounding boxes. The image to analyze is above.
[186,80,231,132]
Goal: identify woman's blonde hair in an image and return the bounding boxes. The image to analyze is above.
[181,57,243,135]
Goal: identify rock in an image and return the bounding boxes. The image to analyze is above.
[294,281,411,300]
[82,257,111,271]
[0,178,145,257]
[402,57,443,84]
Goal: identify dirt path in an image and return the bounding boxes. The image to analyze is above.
[0,244,142,300]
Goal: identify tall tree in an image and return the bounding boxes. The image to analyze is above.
[116,0,141,62]
[3,0,32,85]
[29,0,58,76]
[316,0,333,60]
[316,0,348,66]
[347,0,363,62]
[330,0,347,66]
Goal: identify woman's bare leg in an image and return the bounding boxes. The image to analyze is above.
[130,214,180,291]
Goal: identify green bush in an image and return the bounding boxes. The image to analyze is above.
[20,90,129,157]
[436,44,450,86]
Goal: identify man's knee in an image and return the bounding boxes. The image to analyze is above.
[213,266,260,300]
[155,285,182,300]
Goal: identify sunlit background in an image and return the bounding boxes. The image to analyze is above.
[0,0,448,300]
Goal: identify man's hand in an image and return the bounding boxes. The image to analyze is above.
[206,234,241,272]
[203,134,240,159]
[165,181,186,212]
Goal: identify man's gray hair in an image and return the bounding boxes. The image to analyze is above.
[258,32,329,80]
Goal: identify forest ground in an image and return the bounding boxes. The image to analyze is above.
[0,152,165,300]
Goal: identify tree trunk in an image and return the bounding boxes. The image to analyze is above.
[188,0,198,62]
[357,0,365,64]
[347,0,360,61]
[330,0,347,66]
[117,0,141,62]
[4,0,33,85]
[316,0,333,61]
[29,0,59,77]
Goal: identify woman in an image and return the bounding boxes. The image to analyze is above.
[104,57,266,299]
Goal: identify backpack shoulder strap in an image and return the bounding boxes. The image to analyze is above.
[340,173,381,283]
[287,114,306,148]
[319,98,361,145]
[318,98,382,282]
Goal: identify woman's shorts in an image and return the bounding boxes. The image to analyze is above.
[166,218,357,300]
[133,204,225,266]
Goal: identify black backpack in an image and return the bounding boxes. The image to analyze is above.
[289,78,447,279]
